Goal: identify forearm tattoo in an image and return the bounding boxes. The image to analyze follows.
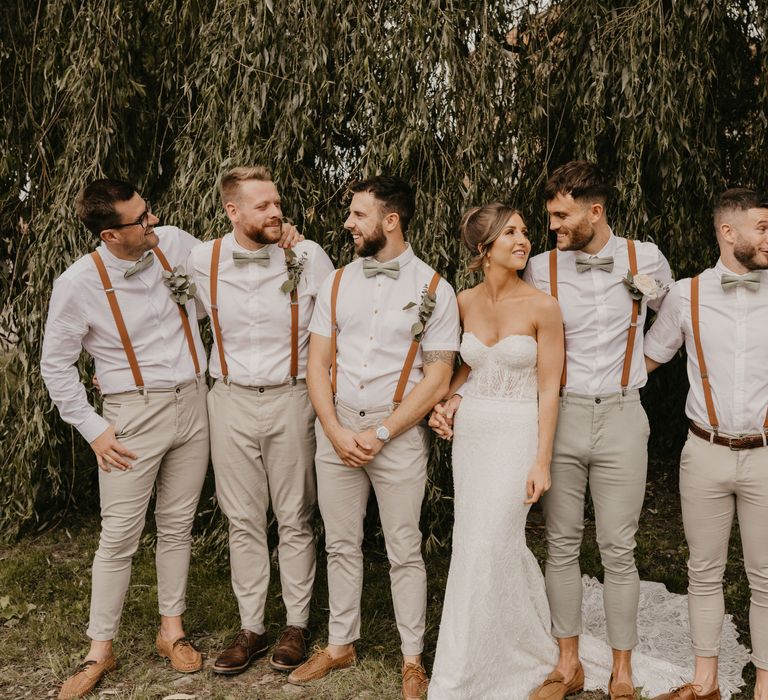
[423,350,456,367]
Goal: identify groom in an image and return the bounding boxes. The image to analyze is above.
[290,176,460,700]
[645,188,768,700]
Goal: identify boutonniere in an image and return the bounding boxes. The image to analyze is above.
[162,266,197,316]
[622,271,667,302]
[280,248,309,294]
[403,284,437,341]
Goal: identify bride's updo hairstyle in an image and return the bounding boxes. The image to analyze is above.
[460,202,523,272]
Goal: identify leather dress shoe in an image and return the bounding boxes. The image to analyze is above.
[609,673,636,700]
[652,684,721,700]
[287,647,357,684]
[213,629,269,675]
[58,655,116,699]
[529,664,585,700]
[156,634,203,673]
[270,626,310,671]
[402,661,429,699]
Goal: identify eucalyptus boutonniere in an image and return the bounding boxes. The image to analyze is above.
[403,284,437,341]
[280,248,309,295]
[162,266,197,316]
[622,271,667,303]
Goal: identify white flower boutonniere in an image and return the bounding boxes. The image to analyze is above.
[280,248,309,295]
[403,284,437,341]
[622,271,667,302]
[162,266,197,316]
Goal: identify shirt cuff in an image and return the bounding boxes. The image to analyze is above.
[642,340,675,365]
[452,382,467,398]
[77,412,111,444]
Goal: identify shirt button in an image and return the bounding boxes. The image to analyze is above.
[359,384,364,389]
[374,309,378,314]
[369,336,373,340]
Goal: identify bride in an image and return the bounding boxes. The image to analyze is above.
[426,204,748,700]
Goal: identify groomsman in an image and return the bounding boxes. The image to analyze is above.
[187,166,334,674]
[645,188,768,700]
[289,176,460,700]
[524,161,673,699]
[41,179,210,699]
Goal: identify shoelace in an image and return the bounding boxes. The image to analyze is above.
[172,636,194,649]
[72,659,98,674]
[281,626,306,645]
[403,663,427,686]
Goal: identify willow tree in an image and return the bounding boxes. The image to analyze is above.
[1,0,765,540]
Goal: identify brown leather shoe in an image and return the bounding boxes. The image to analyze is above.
[58,655,116,699]
[652,684,721,700]
[402,661,429,700]
[156,634,203,673]
[270,626,310,671]
[287,647,357,684]
[609,673,636,700]
[528,664,585,700]
[212,629,269,675]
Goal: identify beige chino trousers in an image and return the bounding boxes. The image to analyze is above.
[542,390,649,651]
[680,430,768,670]
[315,400,430,657]
[88,380,209,641]
[208,380,317,633]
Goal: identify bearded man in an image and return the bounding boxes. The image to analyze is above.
[187,166,333,674]
[645,188,768,700]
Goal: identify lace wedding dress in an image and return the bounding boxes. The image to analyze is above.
[428,333,748,700]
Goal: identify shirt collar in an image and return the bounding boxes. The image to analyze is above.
[365,243,415,268]
[572,229,616,260]
[98,241,148,272]
[713,258,766,281]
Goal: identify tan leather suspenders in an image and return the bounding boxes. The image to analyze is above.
[209,239,300,385]
[690,274,768,436]
[91,249,201,394]
[329,267,441,405]
[548,239,639,395]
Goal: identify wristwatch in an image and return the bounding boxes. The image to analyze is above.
[375,424,391,443]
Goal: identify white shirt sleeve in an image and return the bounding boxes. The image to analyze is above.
[646,245,675,312]
[308,268,336,337]
[40,275,110,443]
[306,243,335,298]
[421,278,461,351]
[643,280,685,364]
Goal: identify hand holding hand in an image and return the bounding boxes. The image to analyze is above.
[428,402,453,440]
[354,428,384,459]
[328,424,374,468]
[90,426,137,473]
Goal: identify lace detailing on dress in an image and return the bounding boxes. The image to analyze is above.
[461,333,538,400]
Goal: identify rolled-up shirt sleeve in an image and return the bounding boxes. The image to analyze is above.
[647,246,675,312]
[421,278,461,351]
[644,280,685,364]
[40,276,109,443]
[308,270,335,338]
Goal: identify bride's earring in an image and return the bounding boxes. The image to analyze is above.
[485,254,490,268]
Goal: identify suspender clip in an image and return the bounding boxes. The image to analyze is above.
[762,430,767,448]
[223,375,231,386]
[290,376,297,386]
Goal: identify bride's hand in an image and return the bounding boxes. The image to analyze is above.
[524,462,551,504]
[429,402,453,440]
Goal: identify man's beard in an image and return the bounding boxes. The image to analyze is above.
[557,218,595,252]
[356,222,387,258]
[733,237,768,270]
[243,218,282,245]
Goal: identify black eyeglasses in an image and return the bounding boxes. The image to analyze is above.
[110,200,152,230]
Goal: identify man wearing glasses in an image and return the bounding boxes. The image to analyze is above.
[41,179,210,699]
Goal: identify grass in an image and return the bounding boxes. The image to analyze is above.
[0,464,754,700]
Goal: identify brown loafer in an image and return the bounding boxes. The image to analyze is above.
[58,655,116,699]
[652,684,721,700]
[287,647,357,684]
[270,626,310,671]
[156,634,203,673]
[529,664,585,700]
[402,661,429,700]
[609,673,636,700]
[213,629,269,675]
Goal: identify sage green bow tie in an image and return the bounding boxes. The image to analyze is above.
[575,256,614,273]
[233,249,271,266]
[721,271,761,291]
[362,259,400,279]
[124,252,154,278]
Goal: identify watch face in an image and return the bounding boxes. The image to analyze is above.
[376,426,389,441]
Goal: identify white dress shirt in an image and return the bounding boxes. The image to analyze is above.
[40,226,206,443]
[309,244,461,410]
[644,261,768,434]
[524,233,673,395]
[188,233,334,385]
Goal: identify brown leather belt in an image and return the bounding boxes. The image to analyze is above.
[690,421,768,450]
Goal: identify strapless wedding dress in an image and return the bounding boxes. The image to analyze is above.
[428,333,748,700]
